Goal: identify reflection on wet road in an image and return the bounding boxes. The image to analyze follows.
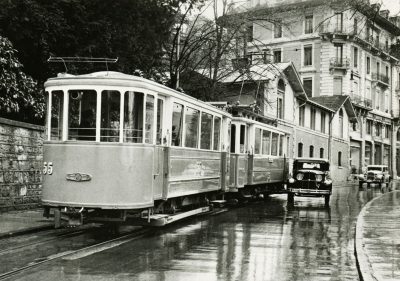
[9,183,396,281]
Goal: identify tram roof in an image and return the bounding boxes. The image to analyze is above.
[44,71,231,117]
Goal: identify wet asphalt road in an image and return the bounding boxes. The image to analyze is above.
[5,182,396,281]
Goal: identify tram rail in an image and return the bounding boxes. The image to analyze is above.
[0,206,230,280]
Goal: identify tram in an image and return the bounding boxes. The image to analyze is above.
[42,71,289,227]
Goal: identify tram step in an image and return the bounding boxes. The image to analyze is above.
[210,200,227,207]
[128,206,211,227]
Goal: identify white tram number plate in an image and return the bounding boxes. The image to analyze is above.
[43,162,53,175]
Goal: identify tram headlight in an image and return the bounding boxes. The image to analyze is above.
[315,175,323,182]
[296,173,304,180]
[70,91,83,100]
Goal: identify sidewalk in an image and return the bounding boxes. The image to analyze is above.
[0,209,53,238]
[356,188,400,281]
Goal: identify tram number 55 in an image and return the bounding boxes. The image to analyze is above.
[43,162,53,175]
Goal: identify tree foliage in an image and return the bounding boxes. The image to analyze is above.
[0,36,43,124]
[0,0,188,82]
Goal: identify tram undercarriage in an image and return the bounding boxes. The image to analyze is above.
[45,191,226,228]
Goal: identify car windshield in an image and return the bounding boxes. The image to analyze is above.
[367,166,383,171]
[294,161,329,171]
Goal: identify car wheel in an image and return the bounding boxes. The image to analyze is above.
[324,195,330,206]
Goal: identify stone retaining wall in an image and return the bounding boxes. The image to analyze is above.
[0,117,44,212]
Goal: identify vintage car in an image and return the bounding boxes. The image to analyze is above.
[287,158,332,206]
[358,165,391,188]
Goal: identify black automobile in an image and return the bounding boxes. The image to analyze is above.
[287,158,332,206]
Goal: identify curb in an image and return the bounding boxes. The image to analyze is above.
[0,224,53,240]
[354,189,400,281]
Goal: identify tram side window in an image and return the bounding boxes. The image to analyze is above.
[240,125,246,153]
[279,134,284,156]
[230,124,236,153]
[171,103,183,146]
[255,128,262,154]
[145,95,155,144]
[156,98,164,145]
[271,132,279,156]
[68,90,97,141]
[213,117,221,151]
[184,107,199,148]
[200,112,212,150]
[101,90,120,142]
[262,130,271,155]
[124,91,144,143]
[51,91,64,140]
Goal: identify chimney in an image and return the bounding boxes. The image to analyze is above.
[390,16,400,28]
[379,10,389,19]
[370,3,380,12]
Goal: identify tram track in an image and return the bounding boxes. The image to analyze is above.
[0,206,230,280]
[0,227,95,256]
[0,227,150,281]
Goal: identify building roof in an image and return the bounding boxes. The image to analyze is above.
[309,95,357,122]
[220,61,308,96]
[226,0,400,36]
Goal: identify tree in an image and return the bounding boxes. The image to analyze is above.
[0,36,44,124]
[0,0,189,82]
[165,0,291,101]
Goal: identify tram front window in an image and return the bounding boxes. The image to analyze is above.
[68,90,97,141]
[124,91,144,143]
[101,90,120,142]
[50,91,64,140]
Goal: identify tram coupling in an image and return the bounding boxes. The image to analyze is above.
[54,207,85,228]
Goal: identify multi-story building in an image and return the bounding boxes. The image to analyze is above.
[240,0,400,177]
[217,62,356,180]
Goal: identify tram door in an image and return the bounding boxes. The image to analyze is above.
[153,96,166,200]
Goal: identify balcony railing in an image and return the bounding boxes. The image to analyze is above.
[329,57,350,69]
[350,94,373,109]
[372,72,389,85]
[318,22,354,35]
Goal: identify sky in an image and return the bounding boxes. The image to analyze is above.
[373,0,400,16]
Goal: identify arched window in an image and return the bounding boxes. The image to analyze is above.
[298,143,303,157]
[339,109,344,138]
[338,151,342,166]
[320,148,324,158]
[277,79,285,119]
[309,145,314,157]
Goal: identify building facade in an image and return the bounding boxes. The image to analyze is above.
[242,0,400,177]
[218,62,355,181]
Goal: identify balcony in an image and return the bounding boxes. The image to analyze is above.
[319,23,354,42]
[372,72,390,87]
[329,57,350,72]
[350,94,373,110]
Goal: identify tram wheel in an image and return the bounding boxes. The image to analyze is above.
[287,193,294,204]
[324,195,330,207]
